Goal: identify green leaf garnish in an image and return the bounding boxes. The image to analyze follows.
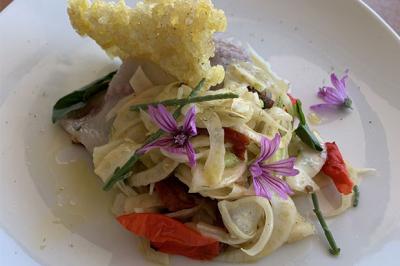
[52,71,117,123]
[294,100,306,125]
[311,193,341,256]
[102,78,206,191]
[294,99,323,151]
[295,124,323,152]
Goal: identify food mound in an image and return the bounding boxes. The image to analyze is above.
[50,0,372,264]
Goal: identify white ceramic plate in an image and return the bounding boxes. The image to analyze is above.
[1,0,399,265]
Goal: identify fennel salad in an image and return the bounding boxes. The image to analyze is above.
[51,0,374,264]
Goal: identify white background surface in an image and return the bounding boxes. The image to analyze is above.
[1,0,400,265]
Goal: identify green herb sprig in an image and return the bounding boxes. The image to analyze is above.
[103,78,206,191]
[294,100,323,151]
[353,185,360,207]
[130,93,238,112]
[311,192,341,256]
[52,71,117,123]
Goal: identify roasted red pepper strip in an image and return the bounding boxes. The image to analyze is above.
[223,127,250,160]
[321,142,354,195]
[155,177,199,212]
[117,213,220,260]
[287,93,297,105]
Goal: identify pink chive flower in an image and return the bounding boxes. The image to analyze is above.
[139,105,197,166]
[249,134,299,200]
[310,70,352,112]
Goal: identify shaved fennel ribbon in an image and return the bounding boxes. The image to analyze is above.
[218,196,274,256]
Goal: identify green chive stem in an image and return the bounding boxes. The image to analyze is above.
[103,79,206,191]
[294,99,323,152]
[130,93,238,112]
[295,100,307,125]
[311,193,341,256]
[353,185,360,207]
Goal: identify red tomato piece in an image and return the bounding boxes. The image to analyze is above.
[321,142,354,195]
[223,127,250,160]
[117,213,220,260]
[287,93,297,105]
[155,177,199,212]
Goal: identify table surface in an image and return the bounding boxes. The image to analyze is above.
[0,0,399,34]
[364,0,400,34]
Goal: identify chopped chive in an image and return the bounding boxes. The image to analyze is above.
[294,99,323,152]
[295,100,307,125]
[295,124,323,151]
[353,185,360,207]
[311,193,341,256]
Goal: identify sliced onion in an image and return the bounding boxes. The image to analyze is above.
[127,158,179,187]
[112,111,142,139]
[129,66,153,94]
[287,134,327,193]
[165,206,201,220]
[200,111,225,186]
[191,135,210,148]
[218,196,274,256]
[174,164,192,187]
[94,140,140,183]
[93,139,124,166]
[139,109,157,133]
[217,196,296,262]
[247,45,289,96]
[124,193,164,214]
[116,181,138,197]
[107,84,164,120]
[189,159,246,193]
[160,148,209,164]
[189,222,248,245]
[115,123,148,143]
[200,184,251,200]
[111,193,127,216]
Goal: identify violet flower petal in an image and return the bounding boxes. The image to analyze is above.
[253,176,273,200]
[148,104,178,133]
[162,146,186,154]
[253,174,293,200]
[249,163,263,178]
[313,70,351,113]
[310,103,341,112]
[250,133,297,200]
[320,87,345,103]
[139,136,174,154]
[254,134,280,164]
[331,71,349,98]
[185,142,196,167]
[317,86,333,99]
[182,106,197,136]
[261,157,300,176]
[264,174,293,199]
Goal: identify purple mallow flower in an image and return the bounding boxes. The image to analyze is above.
[249,134,299,200]
[310,70,352,112]
[139,104,197,166]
